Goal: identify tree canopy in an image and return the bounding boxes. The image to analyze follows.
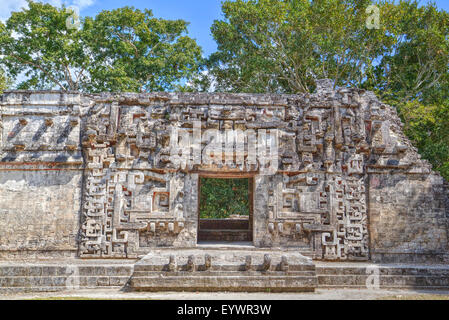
[0,67,7,93]
[206,0,449,99]
[0,0,203,92]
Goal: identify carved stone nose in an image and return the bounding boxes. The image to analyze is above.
[244,255,252,271]
[204,254,212,270]
[186,255,195,271]
[262,254,271,271]
[280,256,289,272]
[167,254,176,271]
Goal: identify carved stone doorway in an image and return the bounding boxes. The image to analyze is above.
[197,174,254,244]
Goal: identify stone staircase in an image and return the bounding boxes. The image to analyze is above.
[2,258,449,293]
[129,248,318,292]
[198,219,252,242]
[316,263,449,289]
[198,229,252,242]
[0,261,134,293]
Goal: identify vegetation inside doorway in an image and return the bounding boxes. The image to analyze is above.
[199,178,249,219]
[198,177,252,242]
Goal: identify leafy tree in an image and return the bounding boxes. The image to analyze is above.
[0,1,89,91]
[206,0,395,93]
[200,178,249,219]
[0,0,203,92]
[0,68,8,93]
[0,71,6,94]
[207,0,449,99]
[366,1,449,180]
[399,101,449,180]
[83,7,203,92]
[369,1,449,104]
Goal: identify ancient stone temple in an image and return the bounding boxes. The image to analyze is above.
[0,81,448,292]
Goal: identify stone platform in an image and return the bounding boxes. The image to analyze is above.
[129,248,318,292]
[1,258,449,293]
[316,262,449,289]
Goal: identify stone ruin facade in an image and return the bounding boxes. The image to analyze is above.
[0,81,448,263]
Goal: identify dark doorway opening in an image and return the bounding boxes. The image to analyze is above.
[198,177,253,243]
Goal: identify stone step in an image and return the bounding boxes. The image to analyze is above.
[131,275,317,292]
[199,219,249,230]
[132,270,317,277]
[318,275,449,288]
[134,263,316,273]
[316,264,449,289]
[198,229,252,242]
[0,263,134,293]
[0,276,130,288]
[316,266,449,276]
[0,265,133,277]
[129,248,317,292]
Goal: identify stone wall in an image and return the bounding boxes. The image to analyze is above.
[0,170,81,258]
[0,92,84,258]
[369,173,449,263]
[0,84,447,262]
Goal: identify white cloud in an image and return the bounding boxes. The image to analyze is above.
[73,0,94,10]
[0,0,95,23]
[0,0,28,22]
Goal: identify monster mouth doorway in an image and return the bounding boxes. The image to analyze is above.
[197,174,254,244]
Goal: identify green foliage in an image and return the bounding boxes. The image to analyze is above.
[199,178,249,219]
[0,68,8,93]
[0,0,447,181]
[0,0,203,92]
[208,0,449,99]
[0,0,88,90]
[399,101,449,180]
[207,0,394,93]
[83,6,203,92]
[368,1,449,104]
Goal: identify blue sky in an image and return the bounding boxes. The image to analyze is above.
[1,0,448,57]
[81,0,223,56]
